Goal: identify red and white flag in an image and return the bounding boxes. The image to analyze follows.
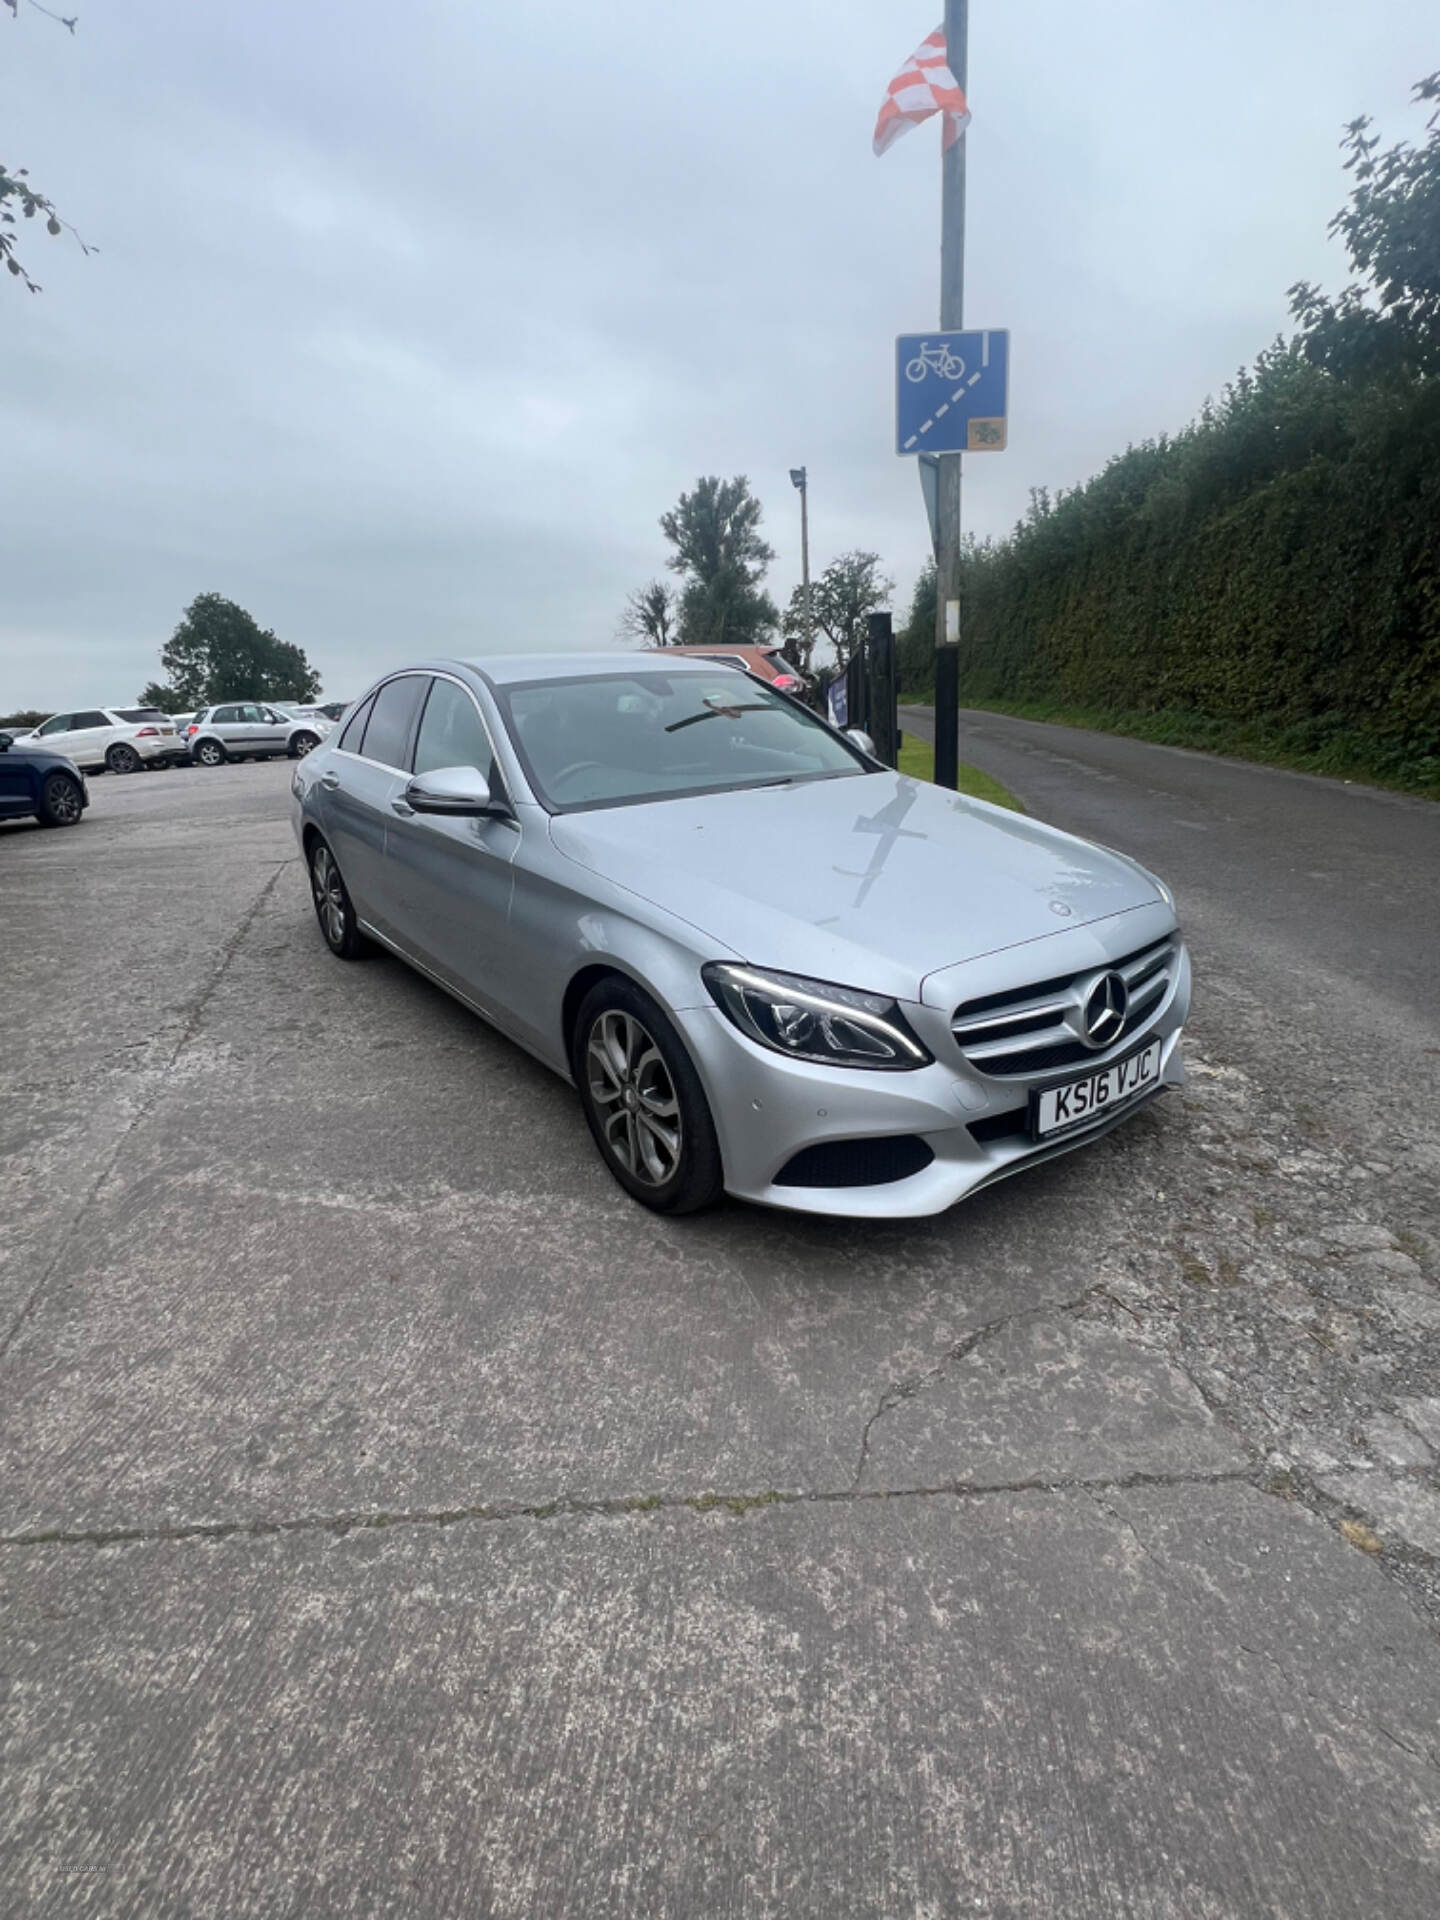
[873,26,970,156]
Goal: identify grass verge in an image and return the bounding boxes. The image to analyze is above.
[896,733,1024,812]
[947,697,1440,802]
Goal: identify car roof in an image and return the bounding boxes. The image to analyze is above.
[446,651,744,689]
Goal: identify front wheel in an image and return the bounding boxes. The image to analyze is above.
[573,978,723,1214]
[106,743,141,775]
[37,772,84,827]
[289,731,320,758]
[308,837,372,960]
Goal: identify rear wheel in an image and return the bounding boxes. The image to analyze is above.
[573,977,723,1214]
[106,743,141,775]
[308,838,372,960]
[37,772,84,827]
[195,739,226,767]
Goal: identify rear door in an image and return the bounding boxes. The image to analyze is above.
[206,704,245,751]
[320,675,428,933]
[381,675,520,1012]
[65,711,114,768]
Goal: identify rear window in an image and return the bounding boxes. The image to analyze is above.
[360,676,427,768]
[114,708,170,724]
[337,695,375,753]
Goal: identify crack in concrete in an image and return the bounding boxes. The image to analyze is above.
[0,860,293,1362]
[848,1284,1158,1493]
[849,1301,1057,1493]
[0,1465,1257,1554]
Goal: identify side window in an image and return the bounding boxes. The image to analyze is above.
[412,678,495,780]
[212,705,241,725]
[240,705,266,723]
[337,695,375,754]
[37,714,73,736]
[74,711,110,729]
[359,677,426,769]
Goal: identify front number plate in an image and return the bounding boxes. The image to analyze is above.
[1031,1039,1163,1141]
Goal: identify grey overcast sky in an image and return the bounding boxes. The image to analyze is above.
[2,1,1435,709]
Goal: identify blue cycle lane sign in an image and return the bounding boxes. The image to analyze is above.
[895,329,1009,455]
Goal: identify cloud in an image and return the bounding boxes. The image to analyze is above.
[1,0,1435,706]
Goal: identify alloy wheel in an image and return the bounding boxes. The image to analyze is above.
[310,844,347,949]
[43,775,83,824]
[108,745,140,774]
[585,1009,683,1187]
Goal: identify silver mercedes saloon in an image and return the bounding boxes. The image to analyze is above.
[291,653,1189,1218]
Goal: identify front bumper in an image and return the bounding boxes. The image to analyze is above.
[675,943,1190,1219]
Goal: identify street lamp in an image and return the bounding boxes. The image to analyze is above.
[789,466,814,675]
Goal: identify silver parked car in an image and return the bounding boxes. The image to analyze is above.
[187,702,330,766]
[292,654,1190,1218]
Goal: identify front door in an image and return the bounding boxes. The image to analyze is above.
[0,747,33,816]
[254,706,292,753]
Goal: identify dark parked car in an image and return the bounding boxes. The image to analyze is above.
[0,730,89,828]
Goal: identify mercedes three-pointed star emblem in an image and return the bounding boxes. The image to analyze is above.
[1081,971,1129,1048]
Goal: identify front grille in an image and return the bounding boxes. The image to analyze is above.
[951,934,1178,1079]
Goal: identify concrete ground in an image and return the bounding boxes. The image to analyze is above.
[2,742,1439,1917]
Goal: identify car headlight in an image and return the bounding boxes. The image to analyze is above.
[702,963,932,1071]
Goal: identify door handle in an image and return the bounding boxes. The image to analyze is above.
[320,771,340,790]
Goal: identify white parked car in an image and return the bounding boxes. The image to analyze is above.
[16,706,187,774]
[185,702,332,766]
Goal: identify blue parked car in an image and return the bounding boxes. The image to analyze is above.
[0,729,89,828]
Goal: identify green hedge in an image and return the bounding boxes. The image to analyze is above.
[957,345,1440,789]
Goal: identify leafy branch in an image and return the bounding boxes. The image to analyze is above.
[3,0,89,292]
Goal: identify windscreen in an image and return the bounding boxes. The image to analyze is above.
[502,671,867,811]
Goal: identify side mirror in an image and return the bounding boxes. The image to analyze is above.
[845,728,877,757]
[404,765,512,819]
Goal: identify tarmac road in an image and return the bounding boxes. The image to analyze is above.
[3,751,1440,1917]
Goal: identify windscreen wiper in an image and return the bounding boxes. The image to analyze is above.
[665,704,773,734]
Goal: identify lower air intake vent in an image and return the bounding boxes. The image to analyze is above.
[775,1135,935,1189]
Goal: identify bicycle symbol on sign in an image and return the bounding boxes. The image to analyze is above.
[904,341,966,384]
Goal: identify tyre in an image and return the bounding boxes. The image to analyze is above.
[289,731,320,758]
[572,976,723,1215]
[106,742,141,774]
[36,772,84,827]
[307,837,373,960]
[195,739,226,767]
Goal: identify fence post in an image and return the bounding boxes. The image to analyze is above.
[866,611,898,767]
[845,646,869,736]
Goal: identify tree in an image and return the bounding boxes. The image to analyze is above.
[149,594,323,707]
[618,580,678,648]
[805,551,894,669]
[1290,73,1440,379]
[3,4,90,294]
[659,475,778,647]
[896,561,937,695]
[779,585,818,676]
[137,680,183,712]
